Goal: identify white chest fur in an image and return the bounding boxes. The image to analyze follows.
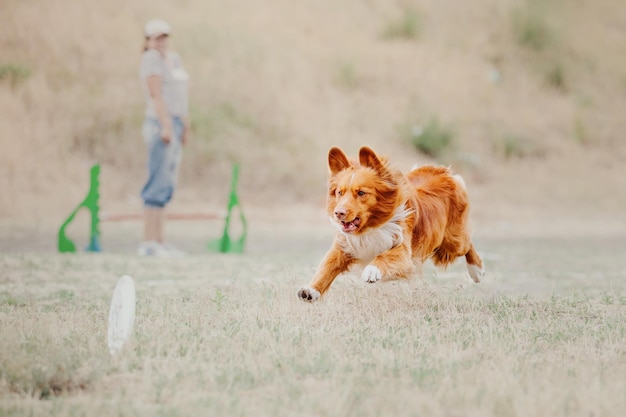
[334,205,413,263]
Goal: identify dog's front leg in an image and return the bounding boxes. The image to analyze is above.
[362,242,413,283]
[297,242,354,302]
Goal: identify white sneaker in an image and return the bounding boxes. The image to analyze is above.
[136,241,171,257]
[161,242,186,257]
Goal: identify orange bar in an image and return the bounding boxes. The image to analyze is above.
[100,213,224,222]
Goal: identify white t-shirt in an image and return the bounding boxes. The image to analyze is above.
[140,49,189,118]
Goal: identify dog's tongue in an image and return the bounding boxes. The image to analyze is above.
[341,217,361,233]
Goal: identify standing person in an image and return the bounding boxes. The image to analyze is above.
[137,19,190,256]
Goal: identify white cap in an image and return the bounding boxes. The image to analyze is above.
[144,19,171,38]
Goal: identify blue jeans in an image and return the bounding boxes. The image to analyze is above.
[141,117,183,208]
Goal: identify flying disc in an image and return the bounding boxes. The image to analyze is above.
[107,275,136,356]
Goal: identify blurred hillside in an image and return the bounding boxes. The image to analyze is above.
[1,0,625,232]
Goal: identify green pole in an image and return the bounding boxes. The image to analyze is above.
[58,164,102,253]
[208,163,247,253]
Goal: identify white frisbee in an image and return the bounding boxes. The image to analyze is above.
[107,275,136,356]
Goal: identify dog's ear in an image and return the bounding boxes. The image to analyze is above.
[328,147,352,175]
[359,146,385,173]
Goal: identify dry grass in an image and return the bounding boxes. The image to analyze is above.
[2,2,626,413]
[1,228,626,416]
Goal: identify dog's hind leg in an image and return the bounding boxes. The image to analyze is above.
[465,244,484,283]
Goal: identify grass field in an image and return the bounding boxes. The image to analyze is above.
[3,0,626,414]
[1,221,625,417]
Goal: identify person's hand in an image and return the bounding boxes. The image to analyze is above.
[161,126,172,144]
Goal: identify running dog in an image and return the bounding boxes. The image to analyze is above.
[297,146,483,302]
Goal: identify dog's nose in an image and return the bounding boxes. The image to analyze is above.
[335,208,347,220]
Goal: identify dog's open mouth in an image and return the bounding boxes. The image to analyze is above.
[341,217,361,233]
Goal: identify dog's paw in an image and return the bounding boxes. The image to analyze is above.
[297,286,320,302]
[362,265,382,283]
[467,264,484,283]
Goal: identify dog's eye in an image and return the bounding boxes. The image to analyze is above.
[357,190,366,196]
[337,190,344,196]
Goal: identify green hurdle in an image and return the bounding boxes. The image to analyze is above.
[57,163,247,254]
[207,163,248,253]
[58,164,102,253]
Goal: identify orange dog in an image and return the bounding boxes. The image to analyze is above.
[297,146,483,302]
